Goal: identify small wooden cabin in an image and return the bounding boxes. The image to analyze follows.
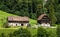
[37,14,50,26]
[8,16,29,26]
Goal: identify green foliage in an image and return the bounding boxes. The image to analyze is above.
[48,3,57,25]
[0,33,6,37]
[0,0,44,19]
[45,0,60,24]
[47,28,57,37]
[3,21,10,28]
[13,28,31,37]
[37,27,57,37]
[0,0,60,24]
[9,33,13,37]
[30,12,37,19]
[37,27,48,37]
[55,4,60,24]
[0,27,57,37]
[49,11,57,25]
[57,25,60,37]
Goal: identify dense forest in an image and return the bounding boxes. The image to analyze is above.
[0,0,60,24]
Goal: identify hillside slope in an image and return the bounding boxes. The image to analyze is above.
[0,10,17,27]
[0,10,37,27]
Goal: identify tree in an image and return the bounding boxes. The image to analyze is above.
[36,0,43,18]
[13,28,31,37]
[30,12,37,19]
[0,0,59,20]
[45,0,58,25]
[48,4,57,25]
[55,4,60,24]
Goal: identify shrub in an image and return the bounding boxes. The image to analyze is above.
[57,25,60,37]
[3,22,10,28]
[46,28,57,37]
[0,33,6,37]
[13,28,31,37]
[9,33,13,37]
[37,27,47,37]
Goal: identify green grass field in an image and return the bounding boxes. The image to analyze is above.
[29,19,37,26]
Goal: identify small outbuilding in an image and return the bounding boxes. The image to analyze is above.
[8,16,29,26]
[37,14,50,27]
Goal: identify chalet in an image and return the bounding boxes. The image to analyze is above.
[37,14,50,27]
[8,16,29,26]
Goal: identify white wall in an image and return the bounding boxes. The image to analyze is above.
[41,23,50,27]
[8,23,29,26]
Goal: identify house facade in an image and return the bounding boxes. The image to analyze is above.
[37,14,50,27]
[8,16,29,26]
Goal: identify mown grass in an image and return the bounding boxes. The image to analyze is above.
[29,19,37,26]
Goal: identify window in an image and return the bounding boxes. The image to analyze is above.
[16,24,17,26]
[21,23,23,26]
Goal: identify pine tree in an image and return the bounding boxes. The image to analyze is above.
[48,4,57,25]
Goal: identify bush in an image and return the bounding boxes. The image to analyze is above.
[46,28,57,37]
[9,33,13,37]
[3,22,10,28]
[13,28,31,37]
[57,25,60,37]
[37,27,48,37]
[0,33,6,37]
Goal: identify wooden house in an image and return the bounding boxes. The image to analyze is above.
[8,16,29,26]
[37,14,50,26]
